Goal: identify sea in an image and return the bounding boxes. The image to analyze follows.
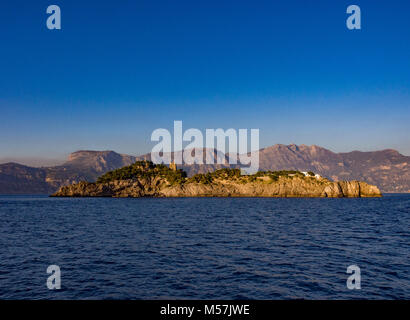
[0,194,409,299]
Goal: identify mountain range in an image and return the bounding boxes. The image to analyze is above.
[0,144,409,194]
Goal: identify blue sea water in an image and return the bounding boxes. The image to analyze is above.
[0,194,409,300]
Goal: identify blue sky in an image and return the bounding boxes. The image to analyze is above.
[0,0,409,163]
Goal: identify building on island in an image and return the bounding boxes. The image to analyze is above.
[301,171,321,179]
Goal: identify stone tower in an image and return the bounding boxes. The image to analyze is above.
[169,160,177,171]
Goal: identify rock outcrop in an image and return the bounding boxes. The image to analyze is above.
[52,161,382,198]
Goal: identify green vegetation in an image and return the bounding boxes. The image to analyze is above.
[96,161,309,185]
[96,161,187,185]
[187,173,214,184]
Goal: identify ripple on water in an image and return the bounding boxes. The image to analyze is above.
[0,194,409,299]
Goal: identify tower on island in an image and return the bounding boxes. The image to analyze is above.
[169,160,177,171]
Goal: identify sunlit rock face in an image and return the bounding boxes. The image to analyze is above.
[52,163,382,198]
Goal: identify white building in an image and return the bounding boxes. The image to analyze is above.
[301,171,321,179]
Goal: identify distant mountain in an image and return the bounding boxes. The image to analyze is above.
[0,151,136,194]
[65,150,137,172]
[255,144,410,193]
[0,163,51,194]
[0,145,409,194]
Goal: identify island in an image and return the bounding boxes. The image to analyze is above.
[51,160,382,198]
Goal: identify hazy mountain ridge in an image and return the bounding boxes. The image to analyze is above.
[255,144,410,193]
[0,145,409,194]
[0,151,137,194]
[0,163,51,194]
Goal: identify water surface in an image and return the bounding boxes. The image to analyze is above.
[0,194,409,299]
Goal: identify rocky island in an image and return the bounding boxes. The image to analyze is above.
[51,161,382,198]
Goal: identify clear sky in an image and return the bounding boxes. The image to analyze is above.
[0,0,409,164]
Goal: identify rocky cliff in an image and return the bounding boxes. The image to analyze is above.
[52,161,382,198]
